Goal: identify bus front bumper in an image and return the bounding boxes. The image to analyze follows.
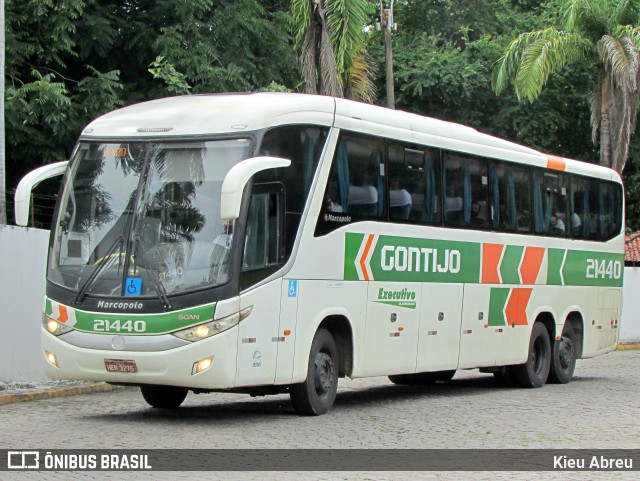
[41,327,239,390]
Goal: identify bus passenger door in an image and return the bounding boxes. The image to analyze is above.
[363,282,420,376]
[416,284,463,372]
[235,184,285,387]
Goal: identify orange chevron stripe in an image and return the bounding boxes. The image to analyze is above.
[57,305,69,323]
[360,234,375,281]
[505,288,532,326]
[482,243,504,284]
[519,247,545,284]
[547,155,566,171]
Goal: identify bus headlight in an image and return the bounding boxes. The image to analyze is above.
[43,314,74,336]
[172,307,252,342]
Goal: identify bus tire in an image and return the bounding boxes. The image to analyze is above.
[290,329,339,416]
[389,370,456,385]
[512,322,551,388]
[140,385,188,409]
[548,322,577,384]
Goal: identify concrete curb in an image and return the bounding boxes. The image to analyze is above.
[0,383,128,406]
[617,343,640,351]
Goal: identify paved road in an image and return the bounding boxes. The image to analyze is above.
[1,351,639,480]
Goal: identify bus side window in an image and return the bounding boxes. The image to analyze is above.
[533,171,568,236]
[323,134,385,219]
[258,125,329,258]
[443,151,487,228]
[240,183,285,290]
[490,162,531,233]
[570,176,598,240]
[598,181,623,240]
[387,143,441,224]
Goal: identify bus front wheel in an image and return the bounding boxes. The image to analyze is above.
[290,329,339,416]
[512,322,551,388]
[140,385,188,409]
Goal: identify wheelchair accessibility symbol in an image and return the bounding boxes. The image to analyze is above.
[125,277,142,297]
[288,280,298,298]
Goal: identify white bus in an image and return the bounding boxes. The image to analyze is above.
[16,93,624,415]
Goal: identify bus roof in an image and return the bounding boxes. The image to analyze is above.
[81,92,618,183]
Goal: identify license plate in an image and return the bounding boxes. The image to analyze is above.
[104,359,138,373]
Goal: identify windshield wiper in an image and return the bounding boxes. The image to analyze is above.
[131,234,172,310]
[73,236,124,304]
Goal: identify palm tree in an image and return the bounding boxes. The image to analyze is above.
[492,0,640,173]
[291,0,376,103]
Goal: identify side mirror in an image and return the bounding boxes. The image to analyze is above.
[14,161,69,226]
[220,156,291,220]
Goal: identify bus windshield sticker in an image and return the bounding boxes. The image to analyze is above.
[125,278,142,297]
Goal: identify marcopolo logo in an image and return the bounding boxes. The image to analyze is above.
[344,233,481,283]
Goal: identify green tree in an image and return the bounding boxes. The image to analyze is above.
[4,0,298,203]
[375,0,593,155]
[291,0,376,102]
[492,0,640,173]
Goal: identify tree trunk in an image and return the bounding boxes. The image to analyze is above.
[599,78,612,169]
[0,0,7,225]
[384,27,395,109]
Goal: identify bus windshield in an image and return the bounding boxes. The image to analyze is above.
[48,138,252,297]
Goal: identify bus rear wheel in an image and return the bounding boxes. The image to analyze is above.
[140,385,188,409]
[389,370,456,385]
[512,322,551,388]
[548,322,577,384]
[290,329,339,416]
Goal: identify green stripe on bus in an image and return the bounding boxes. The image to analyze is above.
[344,233,365,281]
[366,235,481,283]
[562,251,624,287]
[547,249,565,285]
[488,288,510,326]
[71,302,217,334]
[500,245,524,284]
[344,232,622,287]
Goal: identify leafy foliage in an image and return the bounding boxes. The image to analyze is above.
[4,0,297,188]
[492,0,640,173]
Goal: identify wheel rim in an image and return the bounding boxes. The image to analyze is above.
[557,335,575,371]
[532,336,547,376]
[313,350,335,400]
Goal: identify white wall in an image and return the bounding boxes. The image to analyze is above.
[0,225,49,381]
[621,267,640,342]
[1,224,640,382]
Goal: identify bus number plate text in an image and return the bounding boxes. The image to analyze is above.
[104,359,138,373]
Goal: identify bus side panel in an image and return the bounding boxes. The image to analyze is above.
[291,280,366,384]
[582,286,621,358]
[416,283,463,372]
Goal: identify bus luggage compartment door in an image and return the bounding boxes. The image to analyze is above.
[363,282,420,377]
